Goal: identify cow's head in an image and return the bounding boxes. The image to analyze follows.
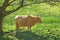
[36,17,42,23]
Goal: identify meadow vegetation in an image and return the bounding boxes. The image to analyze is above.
[2,3,60,40]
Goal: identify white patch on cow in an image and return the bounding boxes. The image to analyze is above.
[15,15,38,19]
[15,15,20,19]
[29,15,37,17]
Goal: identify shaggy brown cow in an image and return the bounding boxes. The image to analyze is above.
[15,15,42,31]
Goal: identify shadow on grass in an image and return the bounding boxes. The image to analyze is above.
[1,30,59,40]
[1,30,56,40]
[15,30,48,40]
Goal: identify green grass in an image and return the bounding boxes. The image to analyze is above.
[2,3,60,40]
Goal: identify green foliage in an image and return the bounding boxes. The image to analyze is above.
[0,0,4,6]
[2,3,60,40]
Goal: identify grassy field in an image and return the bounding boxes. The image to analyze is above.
[2,3,60,40]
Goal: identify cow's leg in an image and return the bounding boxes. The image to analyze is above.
[16,23,20,30]
[16,25,19,30]
[27,23,31,31]
[28,26,31,31]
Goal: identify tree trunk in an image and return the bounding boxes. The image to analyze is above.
[0,18,4,37]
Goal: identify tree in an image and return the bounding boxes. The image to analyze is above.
[0,0,60,36]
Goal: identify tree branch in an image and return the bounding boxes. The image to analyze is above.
[3,0,24,16]
[4,0,60,16]
[7,0,16,6]
[6,1,41,14]
[2,0,10,10]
